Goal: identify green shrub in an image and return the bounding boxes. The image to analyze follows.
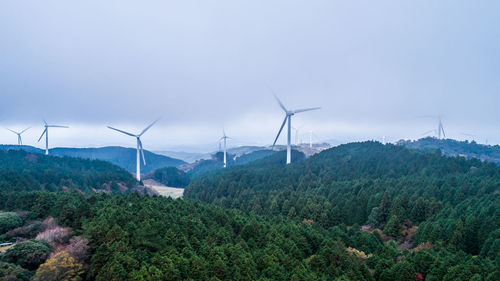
[1,240,51,270]
[0,261,33,281]
[0,213,23,234]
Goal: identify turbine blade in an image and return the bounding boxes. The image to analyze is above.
[38,129,47,142]
[272,116,288,147]
[107,126,136,137]
[20,127,31,134]
[139,118,160,136]
[421,130,435,136]
[47,125,69,128]
[138,139,146,165]
[273,94,288,112]
[293,107,321,114]
[6,128,17,134]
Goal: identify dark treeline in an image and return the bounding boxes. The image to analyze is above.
[0,150,137,193]
[144,166,191,188]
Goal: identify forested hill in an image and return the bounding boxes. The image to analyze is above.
[185,142,500,266]
[0,145,186,174]
[145,150,303,187]
[0,150,138,193]
[183,149,297,179]
[399,137,500,165]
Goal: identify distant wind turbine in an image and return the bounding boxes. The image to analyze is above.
[437,117,446,139]
[38,121,69,155]
[220,129,231,168]
[271,93,320,164]
[292,124,305,146]
[419,115,446,139]
[107,119,159,181]
[461,133,477,142]
[7,127,30,145]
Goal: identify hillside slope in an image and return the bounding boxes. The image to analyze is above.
[0,149,138,193]
[399,137,500,165]
[185,142,499,256]
[0,145,186,174]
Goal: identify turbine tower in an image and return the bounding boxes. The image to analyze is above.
[220,129,231,168]
[107,119,159,181]
[309,130,313,148]
[272,94,320,164]
[7,127,30,145]
[419,115,446,139]
[437,117,445,139]
[38,121,69,155]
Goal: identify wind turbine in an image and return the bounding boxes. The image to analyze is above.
[107,119,159,181]
[292,124,305,146]
[7,127,30,145]
[309,130,313,148]
[220,129,231,168]
[437,117,446,139]
[461,133,477,142]
[419,115,446,139]
[272,93,320,164]
[38,121,69,155]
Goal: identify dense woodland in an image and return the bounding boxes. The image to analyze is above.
[0,142,499,280]
[1,193,373,280]
[186,142,500,279]
[0,150,137,193]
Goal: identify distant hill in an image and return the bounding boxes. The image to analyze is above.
[181,149,296,178]
[0,149,140,193]
[398,137,500,165]
[0,145,186,174]
[154,150,212,163]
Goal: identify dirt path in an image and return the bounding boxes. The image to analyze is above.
[143,179,184,198]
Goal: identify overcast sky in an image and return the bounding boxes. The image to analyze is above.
[0,0,498,152]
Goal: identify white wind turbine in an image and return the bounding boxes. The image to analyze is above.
[292,124,305,146]
[419,115,446,139]
[7,127,30,145]
[272,94,320,164]
[220,129,231,168]
[107,119,159,181]
[38,121,69,155]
